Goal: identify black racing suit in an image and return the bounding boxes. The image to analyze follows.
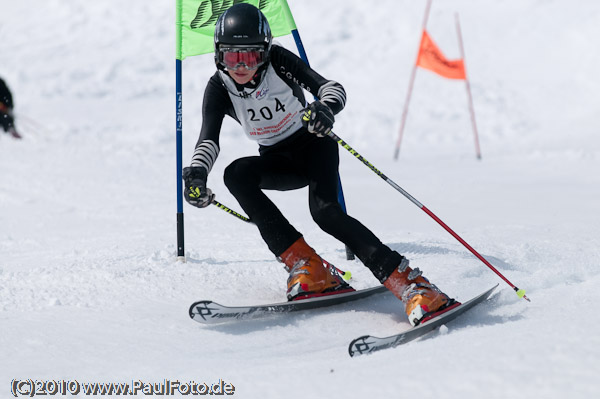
[190,45,402,282]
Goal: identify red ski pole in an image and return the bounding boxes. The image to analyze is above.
[327,131,530,302]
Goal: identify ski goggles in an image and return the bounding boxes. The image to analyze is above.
[218,46,266,71]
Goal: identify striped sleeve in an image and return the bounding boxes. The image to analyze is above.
[318,80,346,113]
[191,139,220,173]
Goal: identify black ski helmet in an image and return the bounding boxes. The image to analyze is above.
[214,3,272,69]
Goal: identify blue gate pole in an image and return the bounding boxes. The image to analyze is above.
[290,29,355,260]
[176,58,185,262]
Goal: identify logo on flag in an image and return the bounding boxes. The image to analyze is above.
[191,1,276,29]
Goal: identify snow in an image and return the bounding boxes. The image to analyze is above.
[1,0,599,397]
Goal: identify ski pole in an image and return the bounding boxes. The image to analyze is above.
[211,200,352,281]
[212,200,253,224]
[326,131,529,302]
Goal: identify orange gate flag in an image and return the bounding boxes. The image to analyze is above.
[416,30,466,80]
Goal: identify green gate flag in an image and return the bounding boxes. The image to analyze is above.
[176,0,297,60]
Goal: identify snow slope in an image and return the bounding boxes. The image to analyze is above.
[1,0,599,397]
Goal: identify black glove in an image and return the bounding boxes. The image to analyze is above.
[302,101,334,137]
[182,166,215,208]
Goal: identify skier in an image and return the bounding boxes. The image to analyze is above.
[183,3,456,326]
[0,77,22,139]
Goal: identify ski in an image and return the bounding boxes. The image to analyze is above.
[189,285,388,324]
[348,284,498,357]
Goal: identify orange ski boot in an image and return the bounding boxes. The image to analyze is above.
[279,237,348,301]
[383,258,457,326]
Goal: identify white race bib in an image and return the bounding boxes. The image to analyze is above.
[220,65,306,146]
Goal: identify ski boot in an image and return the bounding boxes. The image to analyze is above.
[279,237,349,301]
[384,257,458,326]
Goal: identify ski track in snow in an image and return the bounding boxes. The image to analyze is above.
[1,0,599,398]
